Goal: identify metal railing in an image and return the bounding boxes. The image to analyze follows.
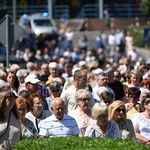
[76,3,143,18]
[53,5,69,19]
[1,3,143,19]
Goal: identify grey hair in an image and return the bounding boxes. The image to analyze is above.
[16,69,29,78]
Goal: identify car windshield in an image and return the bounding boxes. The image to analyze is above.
[33,19,53,27]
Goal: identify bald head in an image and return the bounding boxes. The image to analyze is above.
[52,97,64,107]
[51,97,65,120]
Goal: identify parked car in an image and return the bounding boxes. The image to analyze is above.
[19,13,58,36]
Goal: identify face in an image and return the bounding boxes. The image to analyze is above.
[32,97,44,113]
[128,94,139,106]
[5,97,15,112]
[144,100,150,112]
[50,68,58,77]
[50,88,60,98]
[97,75,107,86]
[26,83,39,94]
[130,74,139,85]
[113,106,126,122]
[41,65,49,75]
[77,93,90,111]
[77,71,87,88]
[51,99,65,120]
[7,73,16,85]
[113,72,120,81]
[17,103,28,119]
[97,113,108,127]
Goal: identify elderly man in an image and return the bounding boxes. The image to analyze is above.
[92,72,114,102]
[39,97,79,137]
[61,69,95,113]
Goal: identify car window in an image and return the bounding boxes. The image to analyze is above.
[33,19,53,27]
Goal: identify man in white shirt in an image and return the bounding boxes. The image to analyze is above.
[92,72,115,102]
[39,97,79,137]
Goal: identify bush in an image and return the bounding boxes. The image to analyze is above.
[13,137,150,150]
[129,26,149,47]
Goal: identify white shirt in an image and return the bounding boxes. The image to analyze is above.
[92,85,115,102]
[39,114,79,137]
[25,110,52,133]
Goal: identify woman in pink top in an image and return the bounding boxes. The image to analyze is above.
[68,89,93,136]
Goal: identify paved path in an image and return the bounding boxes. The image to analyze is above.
[73,31,150,61]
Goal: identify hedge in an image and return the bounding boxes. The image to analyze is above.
[13,137,150,150]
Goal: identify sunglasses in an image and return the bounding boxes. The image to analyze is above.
[116,108,126,113]
[114,76,119,78]
[51,89,60,92]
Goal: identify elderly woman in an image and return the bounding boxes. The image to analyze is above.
[68,89,93,136]
[25,92,52,133]
[131,95,150,144]
[85,102,121,138]
[0,91,21,149]
[108,100,135,139]
[46,81,62,111]
[15,97,38,139]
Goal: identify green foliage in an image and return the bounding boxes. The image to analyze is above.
[13,137,150,150]
[141,0,150,16]
[129,26,149,47]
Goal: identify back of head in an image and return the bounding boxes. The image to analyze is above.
[92,102,108,119]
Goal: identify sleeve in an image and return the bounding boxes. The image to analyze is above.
[39,120,48,137]
[72,120,80,135]
[127,119,136,140]
[130,114,139,128]
[60,90,68,105]
[111,121,121,138]
[84,125,94,137]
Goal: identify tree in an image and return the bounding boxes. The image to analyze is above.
[141,0,150,16]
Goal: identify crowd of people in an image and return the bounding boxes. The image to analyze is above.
[0,27,150,149]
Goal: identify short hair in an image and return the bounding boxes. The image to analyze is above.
[100,91,113,102]
[18,90,30,99]
[128,87,141,97]
[0,79,11,93]
[15,97,30,112]
[49,81,61,91]
[0,71,6,80]
[73,69,87,79]
[141,79,150,86]
[92,102,108,119]
[75,89,90,102]
[16,69,29,78]
[97,87,108,97]
[141,95,150,111]
[29,92,45,111]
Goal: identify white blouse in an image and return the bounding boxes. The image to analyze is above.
[131,113,150,140]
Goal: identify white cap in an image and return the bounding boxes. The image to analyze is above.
[25,74,40,84]
[72,68,80,75]
[94,68,104,75]
[49,62,58,68]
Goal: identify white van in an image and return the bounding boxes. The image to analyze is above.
[19,13,58,36]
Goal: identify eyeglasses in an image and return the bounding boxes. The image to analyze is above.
[78,98,91,101]
[116,108,126,113]
[114,76,119,78]
[51,89,60,92]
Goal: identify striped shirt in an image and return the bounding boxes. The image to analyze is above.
[39,114,79,137]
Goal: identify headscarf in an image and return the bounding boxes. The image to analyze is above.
[108,100,126,120]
